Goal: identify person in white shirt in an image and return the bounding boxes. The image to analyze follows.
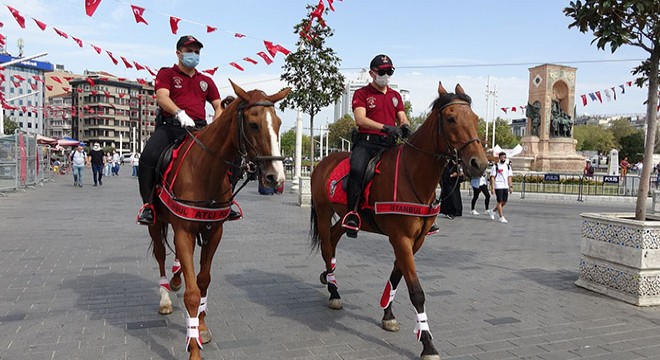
[112,151,121,176]
[489,152,513,223]
[70,145,89,187]
[469,171,491,215]
[131,152,140,178]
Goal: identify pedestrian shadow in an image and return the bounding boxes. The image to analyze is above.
[60,271,182,360]
[224,269,419,359]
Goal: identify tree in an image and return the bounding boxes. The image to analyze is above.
[573,124,617,154]
[618,130,645,162]
[281,128,310,158]
[491,118,519,148]
[279,4,346,172]
[3,115,17,135]
[409,112,429,132]
[565,0,660,220]
[608,118,637,143]
[327,114,355,150]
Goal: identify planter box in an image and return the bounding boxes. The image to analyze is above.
[576,213,660,306]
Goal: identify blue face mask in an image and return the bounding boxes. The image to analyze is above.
[181,52,200,68]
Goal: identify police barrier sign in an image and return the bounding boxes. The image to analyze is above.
[544,173,560,182]
[603,175,619,184]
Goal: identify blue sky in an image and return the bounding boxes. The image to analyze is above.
[0,0,651,132]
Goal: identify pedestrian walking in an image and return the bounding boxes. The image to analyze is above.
[88,142,105,186]
[489,152,513,223]
[104,152,112,177]
[131,152,140,178]
[112,151,120,176]
[469,170,491,215]
[439,160,463,219]
[70,145,88,187]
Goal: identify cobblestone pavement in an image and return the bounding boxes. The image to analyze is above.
[1,171,660,360]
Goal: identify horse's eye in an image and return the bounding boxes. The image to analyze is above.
[249,123,259,131]
[446,116,456,124]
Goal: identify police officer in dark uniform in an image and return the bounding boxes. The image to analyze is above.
[136,35,225,225]
[341,54,412,237]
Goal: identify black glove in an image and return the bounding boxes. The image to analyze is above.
[381,125,402,139]
[400,124,411,139]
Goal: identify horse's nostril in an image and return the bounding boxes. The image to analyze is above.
[470,158,479,169]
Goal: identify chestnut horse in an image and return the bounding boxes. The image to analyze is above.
[310,83,488,359]
[148,81,289,360]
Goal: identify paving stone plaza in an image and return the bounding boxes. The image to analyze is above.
[1,172,660,360]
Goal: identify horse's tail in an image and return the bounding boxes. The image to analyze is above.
[310,199,321,252]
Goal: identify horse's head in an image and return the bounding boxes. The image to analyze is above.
[230,80,291,188]
[432,82,488,178]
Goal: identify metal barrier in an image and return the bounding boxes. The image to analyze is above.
[519,172,655,201]
[0,131,51,194]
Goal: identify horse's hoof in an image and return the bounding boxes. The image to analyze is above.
[159,304,173,315]
[381,319,400,332]
[421,354,441,360]
[328,299,343,310]
[319,271,327,285]
[170,280,182,292]
[200,330,212,344]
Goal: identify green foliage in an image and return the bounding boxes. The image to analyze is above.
[409,112,428,132]
[404,101,413,120]
[3,115,18,135]
[572,124,617,153]
[280,128,310,157]
[279,4,345,169]
[327,114,355,150]
[608,118,637,143]
[492,118,519,148]
[618,130,645,161]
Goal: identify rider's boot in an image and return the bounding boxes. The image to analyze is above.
[342,184,361,238]
[137,164,157,225]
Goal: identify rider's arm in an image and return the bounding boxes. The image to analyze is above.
[396,110,411,127]
[209,98,223,123]
[155,88,180,116]
[354,107,389,132]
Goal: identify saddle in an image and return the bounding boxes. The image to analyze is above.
[328,152,384,209]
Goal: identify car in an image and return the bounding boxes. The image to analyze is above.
[121,153,133,164]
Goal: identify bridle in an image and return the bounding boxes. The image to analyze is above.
[235,100,285,163]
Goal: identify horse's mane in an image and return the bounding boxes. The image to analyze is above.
[430,93,472,112]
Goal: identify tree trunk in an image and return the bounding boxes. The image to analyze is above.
[310,113,315,173]
[635,50,660,220]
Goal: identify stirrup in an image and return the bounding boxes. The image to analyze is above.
[341,211,361,231]
[136,203,155,225]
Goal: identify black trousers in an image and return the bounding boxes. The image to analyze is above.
[471,185,490,210]
[138,124,187,203]
[346,139,390,213]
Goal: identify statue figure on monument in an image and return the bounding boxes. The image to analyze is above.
[550,100,573,137]
[526,101,541,136]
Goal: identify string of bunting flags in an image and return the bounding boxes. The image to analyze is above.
[499,80,638,115]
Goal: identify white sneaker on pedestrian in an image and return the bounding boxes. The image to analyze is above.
[489,210,495,220]
[499,217,508,223]
[470,209,479,215]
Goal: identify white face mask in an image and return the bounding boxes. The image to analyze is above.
[375,74,390,87]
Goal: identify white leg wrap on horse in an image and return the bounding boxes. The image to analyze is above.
[414,312,432,341]
[198,296,207,315]
[185,315,203,350]
[326,272,337,286]
[331,257,336,272]
[172,258,181,274]
[159,276,171,292]
[379,280,397,309]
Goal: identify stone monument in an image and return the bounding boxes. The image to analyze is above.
[516,64,585,172]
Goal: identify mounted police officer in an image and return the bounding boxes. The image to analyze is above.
[136,35,240,225]
[341,54,412,238]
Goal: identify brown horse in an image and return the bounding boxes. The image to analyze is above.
[310,82,488,359]
[148,80,289,360]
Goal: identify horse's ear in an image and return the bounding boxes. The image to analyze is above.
[438,81,447,96]
[229,79,249,102]
[455,84,465,95]
[267,87,291,103]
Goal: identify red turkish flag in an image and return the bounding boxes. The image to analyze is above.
[106,51,119,65]
[133,62,145,70]
[32,18,47,31]
[169,16,180,34]
[50,76,62,84]
[243,57,258,65]
[130,5,148,25]
[501,107,508,113]
[512,107,517,112]
[64,76,74,81]
[145,66,157,77]
[256,51,273,65]
[581,94,587,106]
[13,75,26,82]
[263,41,278,57]
[229,62,244,71]
[595,91,603,103]
[136,78,147,85]
[119,93,126,98]
[7,6,26,28]
[91,44,102,54]
[32,76,43,82]
[90,90,98,96]
[234,33,246,38]
[53,27,69,39]
[202,67,218,76]
[77,88,83,93]
[120,56,133,69]
[30,83,38,91]
[99,77,109,82]
[12,81,20,88]
[206,25,217,33]
[72,36,83,47]
[275,44,290,56]
[62,87,70,92]
[85,0,103,16]
[45,85,53,91]
[328,0,335,11]
[103,91,110,98]
[86,78,95,87]
[0,34,5,47]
